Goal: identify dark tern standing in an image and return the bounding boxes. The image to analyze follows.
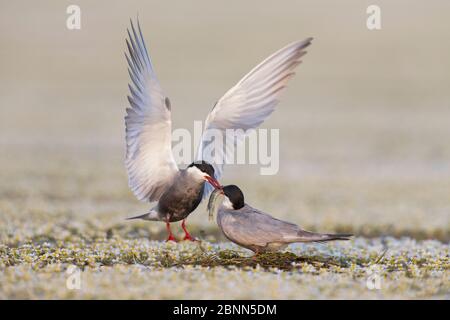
[209,185,352,253]
[124,19,313,241]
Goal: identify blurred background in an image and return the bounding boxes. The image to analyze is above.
[0,0,449,242]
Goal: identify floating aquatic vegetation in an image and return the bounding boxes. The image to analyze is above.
[0,237,448,299]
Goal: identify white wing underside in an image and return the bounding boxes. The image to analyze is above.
[196,38,313,198]
[125,20,178,202]
[124,18,312,202]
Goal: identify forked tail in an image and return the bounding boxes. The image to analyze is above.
[297,230,353,242]
[126,210,159,221]
[314,233,353,242]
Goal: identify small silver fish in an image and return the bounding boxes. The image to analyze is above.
[207,189,224,221]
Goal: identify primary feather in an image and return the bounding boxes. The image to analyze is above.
[125,19,178,202]
[124,18,313,203]
[197,38,313,198]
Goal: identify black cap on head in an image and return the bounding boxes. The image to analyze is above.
[189,160,215,178]
[223,185,245,210]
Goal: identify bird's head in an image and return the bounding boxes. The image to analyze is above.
[221,185,245,210]
[187,161,222,190]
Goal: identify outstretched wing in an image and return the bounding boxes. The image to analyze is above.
[125,19,178,202]
[196,38,313,197]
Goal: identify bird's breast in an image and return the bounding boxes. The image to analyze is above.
[158,180,205,222]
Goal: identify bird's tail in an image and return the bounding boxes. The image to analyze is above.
[126,209,159,221]
[314,233,353,242]
[297,230,353,243]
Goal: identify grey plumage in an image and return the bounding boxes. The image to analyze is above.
[124,19,312,204]
[213,186,352,253]
[124,18,313,241]
[127,167,208,222]
[124,19,222,239]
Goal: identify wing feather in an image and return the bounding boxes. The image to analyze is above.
[197,38,313,197]
[125,19,178,202]
[220,205,301,247]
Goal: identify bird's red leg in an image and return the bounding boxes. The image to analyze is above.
[165,222,177,242]
[181,219,196,241]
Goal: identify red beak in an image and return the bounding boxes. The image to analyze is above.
[204,175,222,190]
